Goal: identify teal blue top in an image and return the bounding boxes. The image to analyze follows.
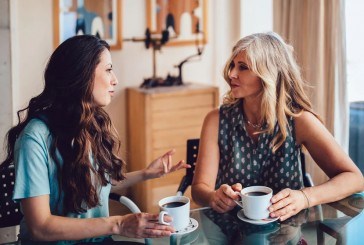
[13,118,112,244]
[217,100,304,194]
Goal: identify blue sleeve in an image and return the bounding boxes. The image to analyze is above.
[13,124,51,201]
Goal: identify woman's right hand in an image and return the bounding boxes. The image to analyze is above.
[209,183,242,213]
[117,213,175,238]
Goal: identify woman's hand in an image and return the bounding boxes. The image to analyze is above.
[144,149,190,180]
[118,213,175,238]
[209,183,242,213]
[269,188,308,221]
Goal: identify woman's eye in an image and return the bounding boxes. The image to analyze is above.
[239,65,248,71]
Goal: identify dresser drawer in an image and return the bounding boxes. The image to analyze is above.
[151,92,216,112]
[152,106,211,130]
[152,126,202,149]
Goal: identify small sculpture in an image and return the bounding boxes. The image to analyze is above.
[165,39,204,87]
[124,28,204,89]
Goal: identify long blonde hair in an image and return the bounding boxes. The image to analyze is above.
[223,32,319,153]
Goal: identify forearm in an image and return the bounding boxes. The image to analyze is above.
[112,170,147,192]
[302,171,364,207]
[191,183,215,207]
[29,215,122,241]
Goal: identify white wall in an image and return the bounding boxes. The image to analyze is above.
[241,0,273,37]
[11,0,53,114]
[0,0,12,160]
[7,0,273,159]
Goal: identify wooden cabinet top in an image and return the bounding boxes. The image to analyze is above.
[126,83,218,96]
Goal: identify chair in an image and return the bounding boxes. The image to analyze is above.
[0,164,147,245]
[176,138,314,197]
[0,165,23,244]
[176,139,199,196]
[300,152,314,188]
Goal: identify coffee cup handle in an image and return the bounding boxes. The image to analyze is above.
[158,211,170,225]
[234,191,244,209]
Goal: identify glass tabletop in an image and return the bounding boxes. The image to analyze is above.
[113,192,364,245]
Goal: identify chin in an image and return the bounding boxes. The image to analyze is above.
[231,92,243,99]
[95,100,111,107]
[102,101,111,107]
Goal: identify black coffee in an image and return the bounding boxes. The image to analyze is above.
[162,201,185,208]
[245,191,267,196]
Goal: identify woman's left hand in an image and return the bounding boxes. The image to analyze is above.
[144,149,190,179]
[269,188,308,221]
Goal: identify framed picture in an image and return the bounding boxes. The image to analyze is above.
[146,0,208,46]
[53,0,122,49]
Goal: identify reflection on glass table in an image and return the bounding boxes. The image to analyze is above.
[113,192,364,245]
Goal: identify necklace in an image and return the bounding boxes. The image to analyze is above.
[245,119,262,129]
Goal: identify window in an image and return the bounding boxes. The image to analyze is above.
[346,0,364,173]
[346,0,364,102]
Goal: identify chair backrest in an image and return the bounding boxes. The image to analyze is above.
[300,152,314,187]
[176,138,313,196]
[176,139,199,195]
[0,165,23,228]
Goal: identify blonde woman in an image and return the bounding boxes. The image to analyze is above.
[191,32,364,221]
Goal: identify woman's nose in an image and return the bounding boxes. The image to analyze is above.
[111,73,118,85]
[229,69,238,79]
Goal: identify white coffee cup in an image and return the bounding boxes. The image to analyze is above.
[158,195,190,231]
[235,186,273,220]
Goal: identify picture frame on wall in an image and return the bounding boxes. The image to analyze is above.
[53,0,122,50]
[146,0,208,46]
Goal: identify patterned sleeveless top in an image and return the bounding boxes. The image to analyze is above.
[217,100,304,194]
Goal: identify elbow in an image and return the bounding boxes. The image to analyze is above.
[28,224,52,241]
[190,185,200,205]
[351,171,364,193]
[359,176,364,193]
[28,230,45,241]
[191,186,197,203]
[355,170,364,192]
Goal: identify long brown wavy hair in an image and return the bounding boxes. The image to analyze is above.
[222,32,321,153]
[1,35,125,214]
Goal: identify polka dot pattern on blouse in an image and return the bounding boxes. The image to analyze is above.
[216,100,304,194]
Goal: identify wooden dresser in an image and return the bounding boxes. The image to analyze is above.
[126,83,219,213]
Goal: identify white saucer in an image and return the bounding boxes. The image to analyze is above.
[172,218,199,235]
[237,210,279,225]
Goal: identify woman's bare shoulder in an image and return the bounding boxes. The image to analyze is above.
[206,108,219,119]
[294,110,326,145]
[295,110,323,128]
[200,108,220,137]
[203,108,220,126]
